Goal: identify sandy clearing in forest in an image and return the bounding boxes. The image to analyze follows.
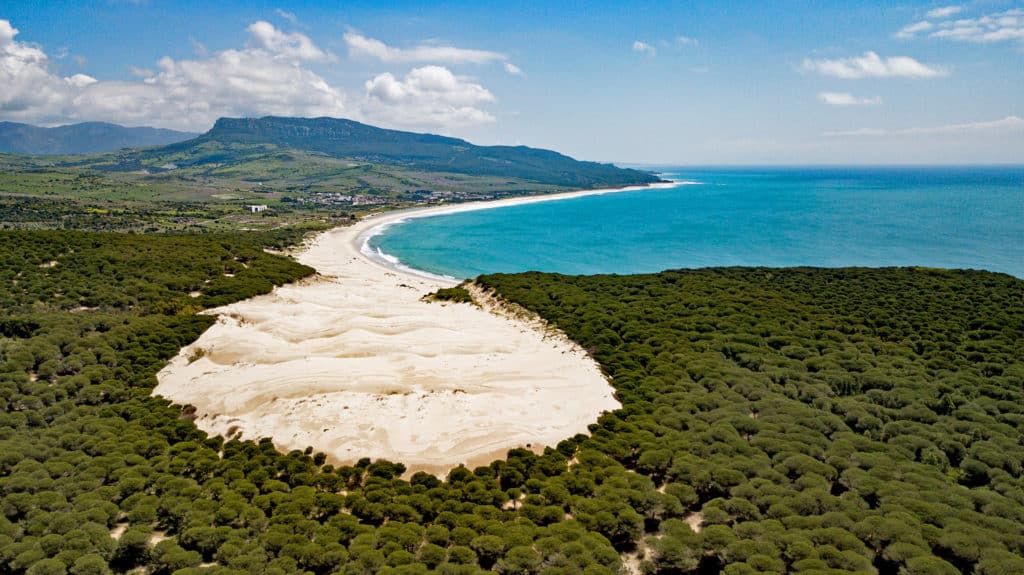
[155,184,674,474]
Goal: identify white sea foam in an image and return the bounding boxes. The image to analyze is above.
[375,247,399,265]
[358,231,459,283]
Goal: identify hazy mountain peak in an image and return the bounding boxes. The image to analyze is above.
[0,121,197,155]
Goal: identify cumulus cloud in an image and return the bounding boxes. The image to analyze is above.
[0,18,346,130]
[930,9,1024,43]
[0,19,501,132]
[247,20,331,61]
[632,41,656,56]
[1,20,19,44]
[895,20,933,39]
[676,35,699,46]
[927,5,963,19]
[72,51,347,131]
[362,65,496,128]
[64,73,97,88]
[344,32,505,64]
[0,19,84,123]
[801,51,945,79]
[825,115,1024,137]
[817,92,881,106]
[503,62,524,76]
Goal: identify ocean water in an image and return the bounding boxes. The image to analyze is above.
[368,167,1024,280]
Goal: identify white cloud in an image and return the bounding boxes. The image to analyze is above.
[676,35,699,46]
[926,5,963,19]
[363,65,496,128]
[0,19,17,44]
[0,19,502,132]
[895,20,933,39]
[64,73,97,88]
[818,92,882,106]
[632,41,656,56]
[343,32,505,64]
[0,19,84,123]
[275,8,298,25]
[73,49,347,131]
[801,51,945,78]
[503,62,524,76]
[0,18,346,130]
[825,115,1024,137]
[929,9,1024,43]
[247,20,331,61]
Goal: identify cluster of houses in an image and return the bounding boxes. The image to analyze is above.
[288,190,500,207]
[290,193,387,207]
[243,188,510,213]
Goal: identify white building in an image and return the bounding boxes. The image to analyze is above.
[246,204,268,213]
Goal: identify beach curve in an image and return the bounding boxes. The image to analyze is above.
[154,183,677,474]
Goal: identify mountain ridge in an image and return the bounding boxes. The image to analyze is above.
[0,121,198,155]
[159,116,662,188]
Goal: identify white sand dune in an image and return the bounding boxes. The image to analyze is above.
[155,184,675,473]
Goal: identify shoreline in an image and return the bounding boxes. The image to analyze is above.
[152,182,694,474]
[355,180,686,281]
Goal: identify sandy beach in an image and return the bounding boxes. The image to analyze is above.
[155,183,676,474]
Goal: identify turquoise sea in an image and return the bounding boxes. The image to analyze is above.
[368,167,1024,280]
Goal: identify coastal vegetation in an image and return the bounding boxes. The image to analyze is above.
[0,150,611,234]
[426,286,475,305]
[2,224,1021,575]
[477,268,1024,574]
[0,116,661,235]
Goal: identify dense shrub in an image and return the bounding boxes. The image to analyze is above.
[3,228,1022,575]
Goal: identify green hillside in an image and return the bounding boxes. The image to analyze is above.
[120,116,663,189]
[0,117,662,234]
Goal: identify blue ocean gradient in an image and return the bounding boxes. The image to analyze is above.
[369,167,1024,279]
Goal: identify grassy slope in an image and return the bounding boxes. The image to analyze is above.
[0,144,573,234]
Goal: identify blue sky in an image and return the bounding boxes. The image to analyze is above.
[1,1,1022,163]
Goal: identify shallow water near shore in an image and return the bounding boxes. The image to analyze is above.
[371,166,1024,279]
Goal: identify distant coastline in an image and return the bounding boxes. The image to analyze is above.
[361,165,1024,280]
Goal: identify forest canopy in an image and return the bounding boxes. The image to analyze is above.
[1,227,1022,575]
[476,268,1024,575]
